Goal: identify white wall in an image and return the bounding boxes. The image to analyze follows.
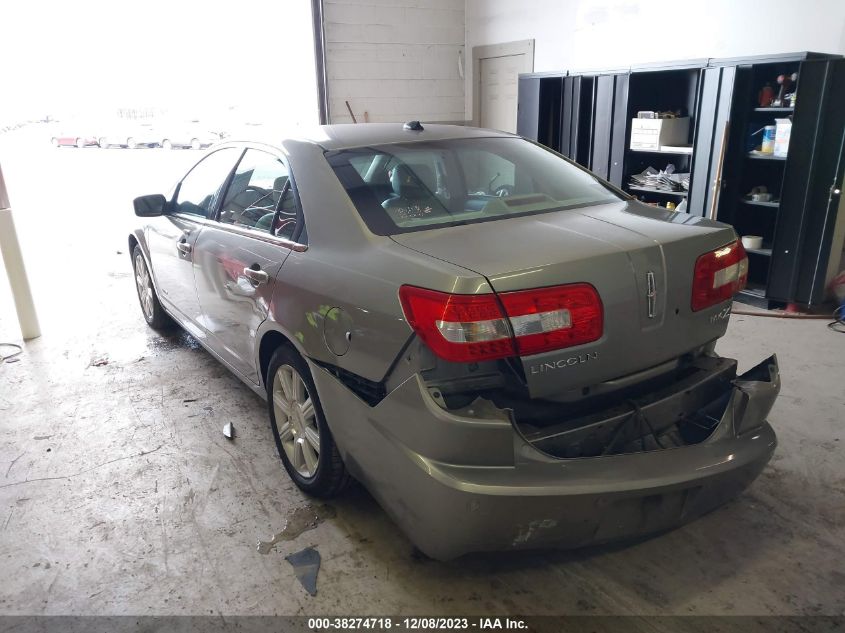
[323,0,466,123]
[465,0,845,119]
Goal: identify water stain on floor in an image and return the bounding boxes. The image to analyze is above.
[257,503,336,554]
[149,331,203,352]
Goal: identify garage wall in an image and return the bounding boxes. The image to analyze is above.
[323,0,465,123]
[465,0,845,119]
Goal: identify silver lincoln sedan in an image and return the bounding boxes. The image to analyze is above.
[130,123,779,560]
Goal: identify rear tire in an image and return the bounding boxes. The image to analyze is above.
[132,245,173,331]
[190,138,201,150]
[51,137,59,147]
[126,137,136,149]
[266,346,351,498]
[98,137,109,148]
[162,139,173,150]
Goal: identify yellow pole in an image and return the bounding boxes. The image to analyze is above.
[0,163,41,340]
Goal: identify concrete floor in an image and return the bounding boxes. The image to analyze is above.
[1,126,844,616]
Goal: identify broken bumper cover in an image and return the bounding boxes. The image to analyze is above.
[310,355,780,560]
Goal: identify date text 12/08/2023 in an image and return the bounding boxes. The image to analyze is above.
[307,617,529,630]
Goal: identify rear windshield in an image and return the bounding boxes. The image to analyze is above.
[325,137,622,236]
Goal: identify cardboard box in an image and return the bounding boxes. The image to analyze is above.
[630,117,690,151]
[774,118,792,158]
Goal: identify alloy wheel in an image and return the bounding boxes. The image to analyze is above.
[273,364,320,478]
[134,254,154,321]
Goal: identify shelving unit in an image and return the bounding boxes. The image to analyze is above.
[739,198,779,208]
[717,59,804,308]
[517,52,845,308]
[628,186,687,197]
[747,152,787,161]
[621,68,699,207]
[629,148,693,155]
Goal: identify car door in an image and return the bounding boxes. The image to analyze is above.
[145,147,240,337]
[192,148,301,383]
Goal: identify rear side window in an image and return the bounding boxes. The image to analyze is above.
[218,149,299,239]
[325,137,621,236]
[173,148,239,218]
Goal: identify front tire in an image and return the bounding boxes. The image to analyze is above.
[132,245,173,331]
[267,346,351,497]
[126,137,136,149]
[98,137,109,148]
[75,138,85,149]
[190,138,201,150]
[162,139,173,150]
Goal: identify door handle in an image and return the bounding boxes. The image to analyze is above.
[243,267,269,285]
[176,241,192,255]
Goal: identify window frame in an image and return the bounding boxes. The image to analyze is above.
[170,146,242,219]
[214,148,298,239]
[169,142,308,252]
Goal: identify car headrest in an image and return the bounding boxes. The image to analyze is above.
[273,176,289,192]
[390,164,433,199]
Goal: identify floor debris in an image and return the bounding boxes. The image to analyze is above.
[90,357,110,367]
[0,343,23,363]
[285,547,320,596]
[257,504,336,554]
[222,422,234,439]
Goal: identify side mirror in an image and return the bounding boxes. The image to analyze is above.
[134,194,167,217]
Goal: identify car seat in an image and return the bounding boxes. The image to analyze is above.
[381,164,449,223]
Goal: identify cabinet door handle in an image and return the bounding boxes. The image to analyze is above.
[176,241,192,255]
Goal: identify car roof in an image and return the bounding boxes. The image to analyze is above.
[275,122,514,151]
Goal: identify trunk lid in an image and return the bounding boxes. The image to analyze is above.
[391,200,739,398]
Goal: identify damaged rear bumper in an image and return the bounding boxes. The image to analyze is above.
[309,355,780,560]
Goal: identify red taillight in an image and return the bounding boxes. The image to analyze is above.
[691,240,749,312]
[398,283,603,362]
[499,284,603,356]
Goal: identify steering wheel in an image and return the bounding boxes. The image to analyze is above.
[493,184,514,197]
[244,185,274,206]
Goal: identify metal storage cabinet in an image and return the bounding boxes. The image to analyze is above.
[516,76,541,141]
[517,74,564,148]
[688,65,750,217]
[518,70,627,186]
[590,73,629,186]
[702,55,845,307]
[770,59,845,305]
[562,74,597,166]
[517,52,845,309]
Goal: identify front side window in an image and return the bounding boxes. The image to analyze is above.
[326,137,621,236]
[173,148,239,218]
[218,149,298,238]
